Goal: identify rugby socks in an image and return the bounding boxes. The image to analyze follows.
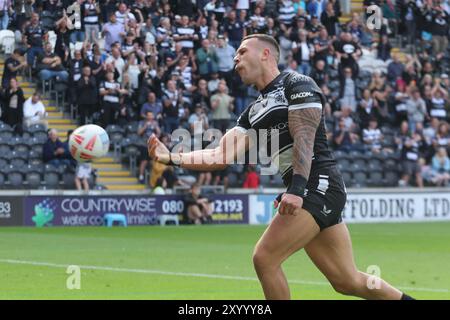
[401,293,415,300]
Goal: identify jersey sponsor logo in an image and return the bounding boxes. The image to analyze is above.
[290,92,313,100]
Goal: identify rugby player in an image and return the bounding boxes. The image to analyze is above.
[148,34,414,300]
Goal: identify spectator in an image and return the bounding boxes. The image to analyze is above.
[321,2,339,38]
[162,79,183,133]
[140,92,162,120]
[43,129,73,167]
[310,59,328,88]
[115,2,136,27]
[196,39,219,79]
[13,0,33,32]
[83,0,100,43]
[188,103,209,135]
[387,54,405,84]
[68,0,85,44]
[433,122,450,152]
[23,12,47,67]
[138,111,161,183]
[23,91,47,127]
[75,162,92,191]
[183,183,213,224]
[333,31,361,78]
[430,8,449,56]
[36,42,69,83]
[339,67,358,112]
[102,12,126,53]
[292,29,314,76]
[1,78,25,135]
[192,78,211,113]
[406,89,428,133]
[173,15,198,50]
[76,65,98,126]
[99,71,127,127]
[210,80,233,133]
[333,117,362,152]
[2,49,27,88]
[215,35,236,87]
[243,165,260,189]
[398,124,424,187]
[362,118,384,153]
[377,34,392,61]
[54,15,71,64]
[152,176,167,195]
[430,147,450,186]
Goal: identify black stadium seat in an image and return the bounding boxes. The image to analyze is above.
[7,171,24,189]
[43,172,60,189]
[26,171,42,189]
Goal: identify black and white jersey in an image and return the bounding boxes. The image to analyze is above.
[83,3,99,25]
[174,25,196,48]
[236,71,338,188]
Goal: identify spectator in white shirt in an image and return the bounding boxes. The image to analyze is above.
[23,92,47,128]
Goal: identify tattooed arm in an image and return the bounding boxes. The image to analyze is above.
[288,107,321,179]
[278,74,323,216]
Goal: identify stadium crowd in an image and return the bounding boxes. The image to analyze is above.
[0,0,449,190]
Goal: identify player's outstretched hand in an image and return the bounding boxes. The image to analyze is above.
[278,193,303,216]
[147,134,170,164]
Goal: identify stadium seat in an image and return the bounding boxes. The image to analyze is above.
[368,159,382,171]
[342,171,353,187]
[106,125,126,159]
[368,171,384,187]
[32,131,48,143]
[334,150,349,161]
[62,172,76,189]
[42,172,60,189]
[337,158,351,168]
[124,122,140,135]
[384,171,400,187]
[0,158,8,168]
[352,171,368,188]
[0,143,10,155]
[383,159,399,171]
[25,171,42,189]
[7,171,24,189]
[0,172,5,188]
[27,124,47,133]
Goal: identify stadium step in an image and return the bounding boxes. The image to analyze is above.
[0,55,147,191]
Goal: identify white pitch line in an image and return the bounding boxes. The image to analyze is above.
[0,259,448,294]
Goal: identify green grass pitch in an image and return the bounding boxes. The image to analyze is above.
[0,223,449,299]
